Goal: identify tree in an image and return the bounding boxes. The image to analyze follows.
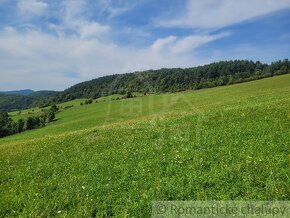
[84,99,93,105]
[47,111,55,122]
[39,113,47,126]
[16,119,25,133]
[0,111,9,126]
[26,117,41,130]
[125,92,133,98]
[34,117,40,128]
[0,111,12,137]
[9,121,18,135]
[26,117,34,130]
[50,104,59,113]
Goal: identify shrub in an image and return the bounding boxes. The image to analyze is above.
[0,111,11,137]
[26,117,41,130]
[16,119,25,133]
[84,99,93,105]
[47,111,55,122]
[125,92,133,98]
[50,104,59,113]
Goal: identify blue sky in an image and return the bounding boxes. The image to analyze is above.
[0,0,290,91]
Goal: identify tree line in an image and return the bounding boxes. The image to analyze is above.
[1,59,289,111]
[0,91,58,112]
[50,59,290,103]
[0,105,58,138]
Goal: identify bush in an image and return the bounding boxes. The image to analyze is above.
[84,99,93,105]
[125,92,133,98]
[39,113,47,126]
[47,111,55,122]
[50,104,59,113]
[0,111,12,137]
[26,117,40,130]
[16,119,25,133]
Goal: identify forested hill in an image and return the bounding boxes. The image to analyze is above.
[1,59,289,111]
[53,59,290,102]
[0,91,59,112]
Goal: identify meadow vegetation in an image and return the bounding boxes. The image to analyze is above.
[0,75,289,217]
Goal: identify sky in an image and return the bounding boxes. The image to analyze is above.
[0,0,290,91]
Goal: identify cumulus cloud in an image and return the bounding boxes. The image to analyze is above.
[18,0,48,17]
[152,32,230,55]
[150,36,177,52]
[158,0,290,29]
[0,0,288,90]
[0,25,227,90]
[50,0,111,39]
[78,21,110,39]
[97,0,141,18]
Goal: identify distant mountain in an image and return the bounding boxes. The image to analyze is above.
[29,90,59,98]
[0,90,59,112]
[0,94,34,112]
[0,89,34,95]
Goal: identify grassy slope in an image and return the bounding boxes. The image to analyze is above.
[9,99,88,121]
[0,75,289,217]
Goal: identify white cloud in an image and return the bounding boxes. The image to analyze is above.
[62,0,85,21]
[97,0,140,18]
[150,36,177,52]
[78,21,110,39]
[158,0,290,29]
[152,32,230,55]
[50,0,110,40]
[18,0,48,17]
[1,0,287,91]
[0,26,227,90]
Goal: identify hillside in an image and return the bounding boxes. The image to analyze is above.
[0,93,35,112]
[55,59,290,102]
[0,59,289,111]
[0,75,289,216]
[0,91,59,112]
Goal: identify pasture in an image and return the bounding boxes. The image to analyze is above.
[0,75,289,217]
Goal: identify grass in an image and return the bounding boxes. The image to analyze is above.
[9,99,88,121]
[0,74,289,217]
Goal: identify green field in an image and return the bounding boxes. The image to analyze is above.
[8,99,89,121]
[1,75,290,217]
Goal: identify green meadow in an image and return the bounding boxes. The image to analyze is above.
[0,75,290,217]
